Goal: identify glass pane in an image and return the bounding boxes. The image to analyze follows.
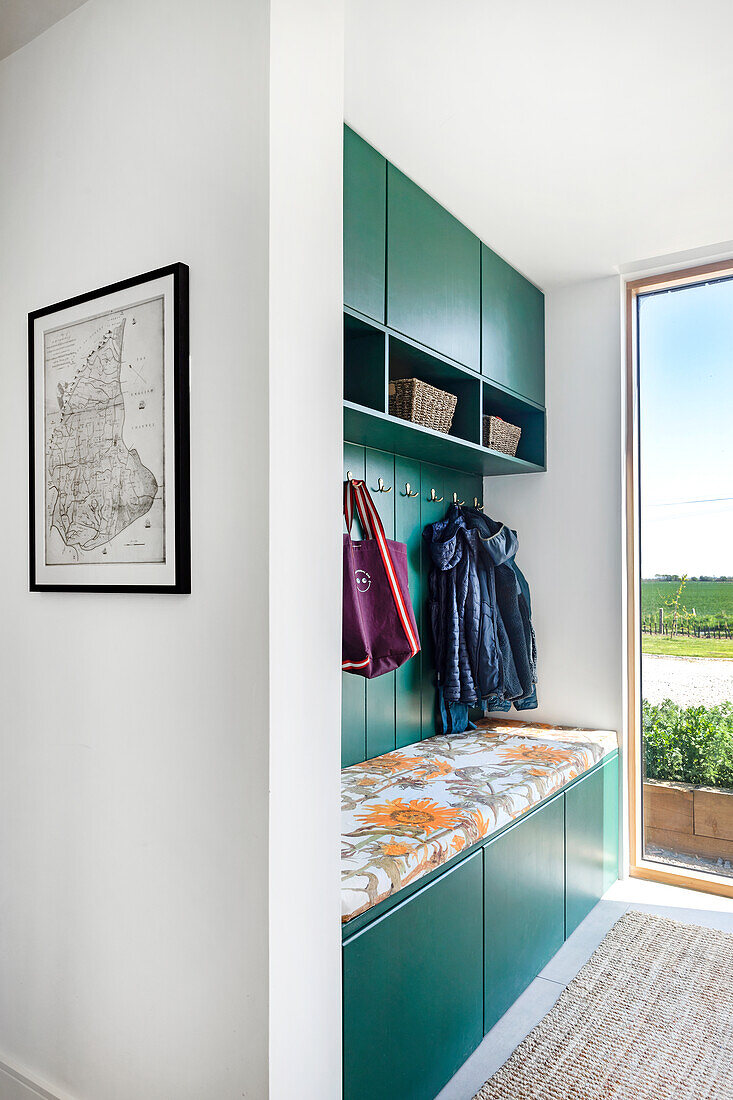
[639,278,733,879]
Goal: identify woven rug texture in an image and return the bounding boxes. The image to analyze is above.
[474,908,733,1099]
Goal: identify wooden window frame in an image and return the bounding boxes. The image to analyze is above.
[626,259,733,898]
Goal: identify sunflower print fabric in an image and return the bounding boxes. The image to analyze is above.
[341,719,617,923]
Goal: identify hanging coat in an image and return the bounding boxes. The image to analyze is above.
[424,505,537,731]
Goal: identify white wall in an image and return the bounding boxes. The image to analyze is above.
[268,0,344,1097]
[485,276,624,738]
[0,2,273,1097]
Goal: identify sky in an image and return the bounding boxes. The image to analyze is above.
[639,277,733,579]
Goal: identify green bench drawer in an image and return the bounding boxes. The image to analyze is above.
[483,794,565,1033]
[343,851,483,1100]
[565,754,619,936]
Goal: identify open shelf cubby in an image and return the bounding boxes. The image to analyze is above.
[343,308,546,475]
[481,381,546,469]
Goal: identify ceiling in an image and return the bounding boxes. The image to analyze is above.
[345,0,733,288]
[0,0,87,62]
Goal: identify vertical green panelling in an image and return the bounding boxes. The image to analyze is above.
[565,756,617,936]
[343,851,483,1100]
[395,456,422,747]
[482,244,545,406]
[342,451,491,765]
[387,165,481,371]
[603,753,620,891]
[450,470,482,513]
[344,127,386,323]
[419,464,446,739]
[342,445,366,768]
[483,796,565,1034]
[365,448,396,759]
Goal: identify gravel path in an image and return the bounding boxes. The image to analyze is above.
[645,843,733,879]
[642,654,733,707]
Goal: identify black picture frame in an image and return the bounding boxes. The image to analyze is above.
[29,262,190,593]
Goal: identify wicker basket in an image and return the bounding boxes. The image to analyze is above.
[483,415,521,456]
[389,378,457,434]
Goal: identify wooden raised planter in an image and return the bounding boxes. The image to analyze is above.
[644,780,733,861]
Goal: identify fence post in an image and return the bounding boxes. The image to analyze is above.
[658,608,663,635]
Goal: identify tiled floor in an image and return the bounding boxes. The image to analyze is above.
[436,876,733,1100]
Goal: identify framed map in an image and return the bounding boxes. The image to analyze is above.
[29,263,190,592]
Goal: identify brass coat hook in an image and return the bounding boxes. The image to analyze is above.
[453,492,465,506]
[474,497,484,510]
[375,477,392,493]
[428,488,444,503]
[402,482,419,497]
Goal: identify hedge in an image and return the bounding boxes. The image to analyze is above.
[643,699,733,789]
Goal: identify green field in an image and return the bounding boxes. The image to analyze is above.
[641,579,733,656]
[641,579,733,621]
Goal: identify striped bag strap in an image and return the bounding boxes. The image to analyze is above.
[344,478,374,538]
[345,478,420,659]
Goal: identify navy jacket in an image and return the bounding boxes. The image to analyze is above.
[424,505,537,725]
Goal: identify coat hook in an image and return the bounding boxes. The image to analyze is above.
[474,497,484,510]
[453,492,465,506]
[428,488,444,503]
[402,482,419,497]
[376,477,392,493]
[346,470,354,482]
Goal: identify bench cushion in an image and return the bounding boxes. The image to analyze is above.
[341,719,617,923]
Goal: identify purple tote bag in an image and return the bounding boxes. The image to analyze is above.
[342,478,420,679]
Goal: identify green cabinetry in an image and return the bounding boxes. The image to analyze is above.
[387,165,481,371]
[482,245,545,406]
[483,795,565,1033]
[343,851,483,1100]
[344,127,387,323]
[565,754,619,936]
[603,753,620,893]
[342,754,619,1100]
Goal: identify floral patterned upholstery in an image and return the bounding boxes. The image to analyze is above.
[341,719,618,923]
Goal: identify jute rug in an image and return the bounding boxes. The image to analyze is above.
[473,909,733,1099]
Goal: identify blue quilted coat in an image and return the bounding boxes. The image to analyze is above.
[423,505,537,732]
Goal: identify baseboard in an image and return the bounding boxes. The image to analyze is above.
[0,1058,70,1100]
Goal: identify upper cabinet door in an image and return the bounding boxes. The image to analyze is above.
[344,127,386,324]
[387,166,481,371]
[482,244,545,406]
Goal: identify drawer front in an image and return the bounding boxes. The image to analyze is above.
[483,794,565,1033]
[387,165,481,371]
[565,755,619,936]
[343,851,483,1100]
[344,126,386,323]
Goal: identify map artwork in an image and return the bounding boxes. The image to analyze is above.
[43,297,165,566]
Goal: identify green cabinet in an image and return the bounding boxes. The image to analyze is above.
[482,244,545,406]
[344,127,387,324]
[565,755,619,936]
[343,852,483,1100]
[387,165,481,371]
[603,753,620,892]
[483,795,565,1033]
[342,755,620,1099]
